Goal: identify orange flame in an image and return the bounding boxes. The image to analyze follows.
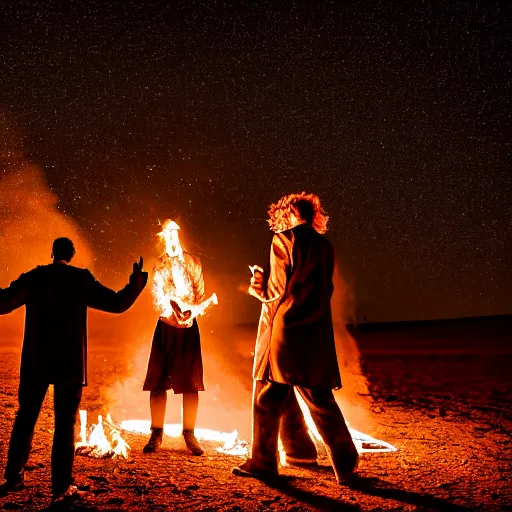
[75,410,130,459]
[153,220,217,326]
[120,420,248,456]
[294,391,397,454]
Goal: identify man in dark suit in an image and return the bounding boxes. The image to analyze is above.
[0,237,148,499]
[233,193,359,483]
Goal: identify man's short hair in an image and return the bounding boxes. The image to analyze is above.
[52,237,76,262]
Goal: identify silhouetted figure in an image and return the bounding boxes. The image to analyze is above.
[0,238,147,500]
[234,193,359,483]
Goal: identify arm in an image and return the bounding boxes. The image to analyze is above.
[249,233,290,303]
[191,257,205,304]
[86,258,148,313]
[0,274,28,314]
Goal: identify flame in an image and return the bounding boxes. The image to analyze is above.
[294,391,397,454]
[119,420,248,456]
[75,404,393,463]
[75,410,130,459]
[153,219,218,326]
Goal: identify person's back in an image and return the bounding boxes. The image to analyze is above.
[265,222,339,390]
[235,192,359,484]
[281,223,335,328]
[20,264,95,385]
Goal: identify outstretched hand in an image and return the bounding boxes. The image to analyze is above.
[133,256,144,274]
[132,257,148,287]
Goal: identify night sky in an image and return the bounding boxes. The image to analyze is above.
[0,1,510,322]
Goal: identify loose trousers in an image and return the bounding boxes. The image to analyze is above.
[251,380,358,480]
[4,378,83,494]
[279,390,317,462]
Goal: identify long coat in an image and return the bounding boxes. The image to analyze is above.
[253,223,342,390]
[0,263,147,386]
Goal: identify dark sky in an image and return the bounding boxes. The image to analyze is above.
[0,0,510,322]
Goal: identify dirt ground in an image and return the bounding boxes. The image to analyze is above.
[0,324,511,511]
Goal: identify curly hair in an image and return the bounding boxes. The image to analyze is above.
[267,192,329,234]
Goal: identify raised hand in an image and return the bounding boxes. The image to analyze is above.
[249,265,265,291]
[131,257,148,288]
[133,256,144,274]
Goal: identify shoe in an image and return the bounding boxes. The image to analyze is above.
[232,458,280,482]
[143,427,163,453]
[182,429,204,456]
[51,484,79,504]
[0,474,25,496]
[285,455,318,468]
[334,451,360,483]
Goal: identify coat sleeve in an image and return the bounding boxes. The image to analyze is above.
[266,233,291,303]
[85,269,148,313]
[0,273,28,314]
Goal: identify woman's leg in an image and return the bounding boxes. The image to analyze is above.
[143,390,167,453]
[150,390,167,429]
[182,391,203,455]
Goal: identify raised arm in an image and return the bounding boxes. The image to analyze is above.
[0,274,28,314]
[86,257,148,313]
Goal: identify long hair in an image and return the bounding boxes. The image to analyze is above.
[267,192,329,234]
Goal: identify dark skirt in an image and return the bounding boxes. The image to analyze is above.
[143,319,204,394]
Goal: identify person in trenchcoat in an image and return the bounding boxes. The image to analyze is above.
[0,237,147,499]
[233,193,359,483]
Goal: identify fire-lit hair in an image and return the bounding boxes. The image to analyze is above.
[267,192,329,234]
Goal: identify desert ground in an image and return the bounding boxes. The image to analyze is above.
[0,316,511,511]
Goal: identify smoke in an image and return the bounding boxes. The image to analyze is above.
[0,120,93,340]
[331,267,375,433]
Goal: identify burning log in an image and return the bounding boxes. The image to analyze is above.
[75,410,130,459]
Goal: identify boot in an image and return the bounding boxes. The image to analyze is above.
[182,429,204,456]
[332,443,360,483]
[143,428,163,453]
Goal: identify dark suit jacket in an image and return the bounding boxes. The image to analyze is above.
[253,223,342,390]
[0,263,147,385]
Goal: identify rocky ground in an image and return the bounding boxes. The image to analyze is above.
[0,324,511,511]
